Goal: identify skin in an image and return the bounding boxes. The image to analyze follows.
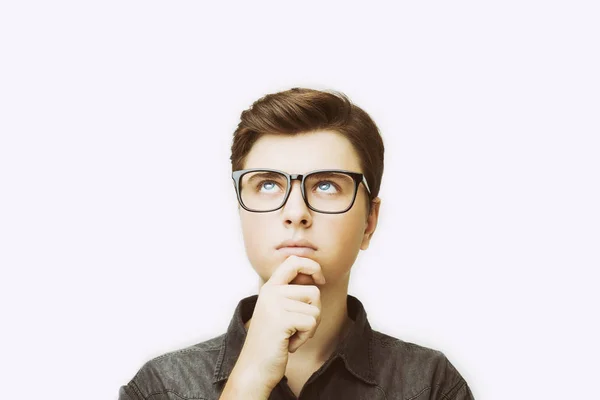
[236,130,381,377]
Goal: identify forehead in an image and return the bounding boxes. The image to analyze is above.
[243,130,363,174]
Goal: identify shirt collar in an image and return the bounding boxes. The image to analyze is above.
[213,293,377,386]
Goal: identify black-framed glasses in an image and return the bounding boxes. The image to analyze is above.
[232,168,371,214]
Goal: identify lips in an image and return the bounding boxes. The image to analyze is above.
[277,246,316,257]
[276,238,317,250]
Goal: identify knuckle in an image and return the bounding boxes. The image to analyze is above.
[312,305,321,317]
[310,285,320,297]
[287,325,297,336]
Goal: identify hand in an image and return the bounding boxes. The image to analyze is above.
[227,255,326,395]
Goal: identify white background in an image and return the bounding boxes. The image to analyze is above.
[1,1,598,399]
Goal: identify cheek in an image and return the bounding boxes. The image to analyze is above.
[240,214,267,248]
[240,214,274,272]
[319,213,366,265]
[334,218,364,249]
[339,207,367,242]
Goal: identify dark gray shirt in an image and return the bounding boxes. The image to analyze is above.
[119,294,474,399]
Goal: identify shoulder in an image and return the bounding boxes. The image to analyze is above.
[119,333,225,400]
[371,329,446,365]
[370,329,449,380]
[370,330,472,399]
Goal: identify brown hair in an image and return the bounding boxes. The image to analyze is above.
[230,87,385,211]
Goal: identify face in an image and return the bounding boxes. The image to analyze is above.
[236,130,381,287]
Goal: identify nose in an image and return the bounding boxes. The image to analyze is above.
[282,180,312,227]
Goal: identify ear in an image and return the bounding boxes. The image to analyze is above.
[360,197,381,251]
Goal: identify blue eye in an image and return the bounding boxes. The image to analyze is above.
[259,181,280,192]
[315,181,339,194]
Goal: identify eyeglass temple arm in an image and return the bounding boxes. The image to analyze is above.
[362,176,371,195]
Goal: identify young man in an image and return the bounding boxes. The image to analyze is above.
[118,88,474,399]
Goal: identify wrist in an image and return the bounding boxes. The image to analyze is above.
[222,365,273,400]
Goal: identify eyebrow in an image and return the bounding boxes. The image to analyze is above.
[307,171,346,179]
[245,172,286,184]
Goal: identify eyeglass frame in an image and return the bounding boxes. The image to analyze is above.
[232,168,372,214]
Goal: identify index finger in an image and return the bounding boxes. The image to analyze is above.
[264,255,326,286]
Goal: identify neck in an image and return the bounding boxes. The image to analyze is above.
[288,283,354,364]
